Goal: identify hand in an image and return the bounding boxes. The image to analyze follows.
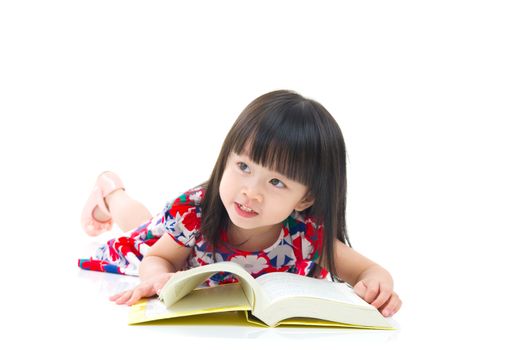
[354,279,402,317]
[109,272,175,306]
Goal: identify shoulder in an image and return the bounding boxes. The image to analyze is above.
[174,185,206,207]
[163,185,205,216]
[158,185,206,247]
[159,185,206,232]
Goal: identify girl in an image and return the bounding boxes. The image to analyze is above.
[78,90,402,317]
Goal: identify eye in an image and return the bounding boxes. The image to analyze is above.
[270,178,286,189]
[237,162,250,173]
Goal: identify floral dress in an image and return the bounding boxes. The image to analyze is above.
[78,186,330,286]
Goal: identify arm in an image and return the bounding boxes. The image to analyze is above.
[139,233,191,280]
[333,239,401,317]
[110,234,192,306]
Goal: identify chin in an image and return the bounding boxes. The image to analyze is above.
[227,212,261,229]
[229,217,258,229]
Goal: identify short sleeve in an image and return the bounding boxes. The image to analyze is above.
[151,187,204,248]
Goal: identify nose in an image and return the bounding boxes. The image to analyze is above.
[242,182,263,203]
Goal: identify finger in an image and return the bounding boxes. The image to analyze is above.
[126,285,154,306]
[115,291,133,305]
[109,290,130,301]
[380,293,402,317]
[362,281,380,304]
[114,290,134,305]
[370,285,392,309]
[109,292,124,301]
[127,290,145,306]
[125,290,140,306]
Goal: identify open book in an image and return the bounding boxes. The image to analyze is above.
[128,261,395,329]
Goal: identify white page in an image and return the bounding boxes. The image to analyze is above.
[255,272,372,307]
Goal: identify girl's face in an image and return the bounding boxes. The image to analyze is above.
[219,150,314,241]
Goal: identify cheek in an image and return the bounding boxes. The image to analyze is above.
[219,171,235,202]
[266,197,297,220]
[218,175,228,203]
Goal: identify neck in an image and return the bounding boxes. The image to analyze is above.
[227,222,283,250]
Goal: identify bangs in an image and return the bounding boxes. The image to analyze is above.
[228,102,321,187]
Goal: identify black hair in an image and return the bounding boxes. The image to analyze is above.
[200,90,350,281]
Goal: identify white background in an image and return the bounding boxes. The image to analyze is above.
[1,1,527,349]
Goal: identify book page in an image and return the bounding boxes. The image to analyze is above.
[129,283,252,324]
[159,261,261,308]
[255,272,371,307]
[149,283,251,318]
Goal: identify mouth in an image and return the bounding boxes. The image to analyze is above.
[234,202,259,218]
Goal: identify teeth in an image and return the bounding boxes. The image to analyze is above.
[239,203,255,213]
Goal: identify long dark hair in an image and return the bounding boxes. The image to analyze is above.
[200,90,350,280]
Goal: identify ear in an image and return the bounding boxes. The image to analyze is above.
[294,194,315,212]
